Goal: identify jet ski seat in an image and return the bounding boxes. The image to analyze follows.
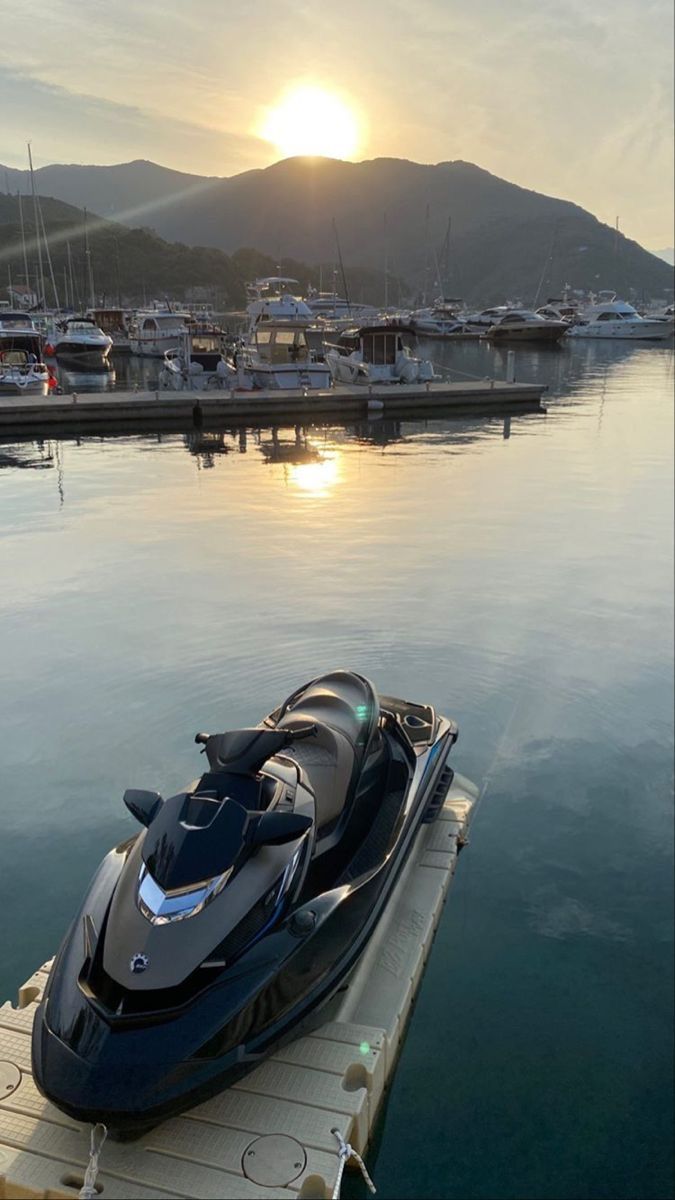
[276,671,377,832]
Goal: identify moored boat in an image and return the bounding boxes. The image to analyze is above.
[242,279,331,389]
[566,299,674,340]
[129,309,191,357]
[51,317,113,366]
[325,323,437,384]
[482,309,567,343]
[0,311,53,396]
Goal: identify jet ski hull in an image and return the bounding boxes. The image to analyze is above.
[32,674,458,1135]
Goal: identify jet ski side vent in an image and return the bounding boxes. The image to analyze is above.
[205,891,275,966]
[422,765,454,824]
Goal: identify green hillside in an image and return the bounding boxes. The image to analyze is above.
[0,194,399,311]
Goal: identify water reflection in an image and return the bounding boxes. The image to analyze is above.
[0,342,672,1200]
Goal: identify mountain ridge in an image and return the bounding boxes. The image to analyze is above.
[1,155,672,303]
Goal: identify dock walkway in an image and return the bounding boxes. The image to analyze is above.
[0,776,477,1199]
[0,381,544,435]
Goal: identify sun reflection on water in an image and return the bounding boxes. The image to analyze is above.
[288,451,341,497]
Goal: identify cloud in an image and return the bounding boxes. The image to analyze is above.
[1,0,672,245]
[0,66,266,176]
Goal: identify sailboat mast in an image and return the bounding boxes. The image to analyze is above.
[27,143,46,309]
[37,197,60,310]
[422,204,430,306]
[66,241,76,311]
[84,208,95,310]
[332,220,351,315]
[383,211,389,310]
[17,191,30,291]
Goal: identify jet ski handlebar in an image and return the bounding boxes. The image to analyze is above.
[195,723,317,747]
[195,723,318,774]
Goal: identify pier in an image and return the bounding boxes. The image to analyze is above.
[0,380,545,436]
[0,777,476,1200]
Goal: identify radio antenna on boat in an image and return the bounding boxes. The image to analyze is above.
[332,219,351,315]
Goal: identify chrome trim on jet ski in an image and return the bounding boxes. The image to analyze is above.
[137,863,233,924]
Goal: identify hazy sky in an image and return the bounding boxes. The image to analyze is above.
[1,0,673,249]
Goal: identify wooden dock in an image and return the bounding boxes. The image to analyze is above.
[0,775,477,1199]
[0,380,544,436]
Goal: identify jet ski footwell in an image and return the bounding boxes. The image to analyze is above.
[0,773,476,1200]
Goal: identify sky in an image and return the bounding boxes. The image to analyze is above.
[1,0,673,250]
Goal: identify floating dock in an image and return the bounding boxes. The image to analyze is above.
[0,381,544,435]
[0,776,477,1199]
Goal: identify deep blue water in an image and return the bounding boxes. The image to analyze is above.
[1,339,673,1199]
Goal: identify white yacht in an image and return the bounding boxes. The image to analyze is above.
[241,280,331,389]
[567,299,674,340]
[51,317,113,366]
[411,298,473,339]
[536,299,582,325]
[464,305,512,331]
[0,311,52,396]
[305,291,378,325]
[325,323,436,385]
[129,309,191,357]
[482,309,568,343]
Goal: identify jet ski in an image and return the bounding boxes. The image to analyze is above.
[32,670,459,1137]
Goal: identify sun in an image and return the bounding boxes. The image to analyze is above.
[259,85,361,160]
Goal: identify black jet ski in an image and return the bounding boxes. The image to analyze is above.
[33,670,458,1136]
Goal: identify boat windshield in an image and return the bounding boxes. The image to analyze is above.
[361,332,400,364]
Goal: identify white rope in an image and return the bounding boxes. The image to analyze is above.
[79,1123,107,1199]
[331,1127,376,1199]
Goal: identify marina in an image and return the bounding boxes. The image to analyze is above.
[0,340,672,1199]
[1,9,673,1191]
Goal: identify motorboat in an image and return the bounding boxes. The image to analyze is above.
[535,298,582,325]
[32,670,461,1135]
[464,305,512,331]
[242,280,331,389]
[410,297,474,339]
[566,299,674,340]
[0,350,52,397]
[482,309,568,343]
[51,317,113,366]
[0,311,52,395]
[325,323,437,385]
[87,308,132,353]
[129,309,191,357]
[305,291,378,325]
[158,324,229,391]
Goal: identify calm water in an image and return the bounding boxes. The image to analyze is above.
[1,340,673,1199]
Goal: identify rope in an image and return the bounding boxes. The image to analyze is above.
[79,1123,107,1199]
[331,1127,376,1199]
[428,359,492,382]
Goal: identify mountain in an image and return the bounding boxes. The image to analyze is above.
[654,248,674,267]
[1,156,672,303]
[0,194,396,310]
